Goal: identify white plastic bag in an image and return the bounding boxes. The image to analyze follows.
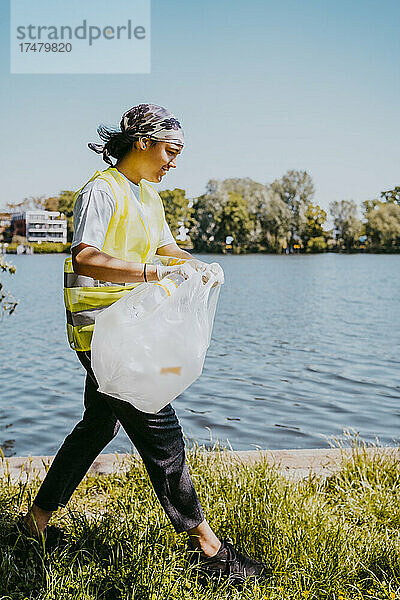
[91,271,221,413]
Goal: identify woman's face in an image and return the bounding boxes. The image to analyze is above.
[139,140,183,183]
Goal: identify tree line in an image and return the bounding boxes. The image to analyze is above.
[5,172,400,253]
[161,171,400,254]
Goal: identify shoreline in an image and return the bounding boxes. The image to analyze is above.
[2,447,399,483]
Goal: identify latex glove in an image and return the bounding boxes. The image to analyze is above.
[156,262,196,281]
[185,259,224,284]
[156,260,225,286]
[184,258,210,273]
[207,262,225,285]
[186,260,225,286]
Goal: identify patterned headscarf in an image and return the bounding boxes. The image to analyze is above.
[88,103,184,165]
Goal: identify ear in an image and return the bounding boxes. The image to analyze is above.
[139,137,150,150]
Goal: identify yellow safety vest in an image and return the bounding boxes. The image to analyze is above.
[64,167,183,352]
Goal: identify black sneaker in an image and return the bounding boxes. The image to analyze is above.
[188,538,269,584]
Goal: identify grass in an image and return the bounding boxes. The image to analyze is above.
[4,243,71,254]
[1,439,400,599]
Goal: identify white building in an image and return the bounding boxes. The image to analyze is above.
[12,210,67,244]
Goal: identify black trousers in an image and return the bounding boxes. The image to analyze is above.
[34,351,205,533]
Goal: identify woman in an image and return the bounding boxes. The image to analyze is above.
[23,104,267,584]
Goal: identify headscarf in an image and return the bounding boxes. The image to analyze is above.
[88,103,184,166]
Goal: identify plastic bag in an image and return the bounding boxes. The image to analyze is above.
[91,270,221,413]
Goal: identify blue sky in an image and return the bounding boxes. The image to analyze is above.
[1,0,399,214]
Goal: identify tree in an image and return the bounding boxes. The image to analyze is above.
[44,196,60,212]
[329,200,362,252]
[215,192,253,252]
[159,188,193,244]
[269,170,315,247]
[362,198,384,216]
[57,191,75,242]
[210,178,271,250]
[0,257,17,316]
[190,182,229,252]
[302,203,327,249]
[258,193,291,252]
[365,203,400,252]
[190,179,262,253]
[380,186,400,205]
[6,195,46,212]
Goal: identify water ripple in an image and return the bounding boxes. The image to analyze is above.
[1,253,400,455]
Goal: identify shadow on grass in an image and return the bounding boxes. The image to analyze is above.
[0,511,163,600]
[0,513,47,598]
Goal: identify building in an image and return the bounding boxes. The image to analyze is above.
[11,210,67,244]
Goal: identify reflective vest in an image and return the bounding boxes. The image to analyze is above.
[64,167,174,351]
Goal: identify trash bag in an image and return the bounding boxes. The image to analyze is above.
[91,270,222,413]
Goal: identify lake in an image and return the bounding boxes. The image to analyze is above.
[0,253,399,457]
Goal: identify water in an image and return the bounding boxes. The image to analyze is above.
[1,253,399,457]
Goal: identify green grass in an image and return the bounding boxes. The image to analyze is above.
[1,440,400,599]
[5,243,71,254]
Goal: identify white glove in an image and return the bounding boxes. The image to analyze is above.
[207,262,225,285]
[184,259,209,272]
[156,260,225,286]
[156,263,196,281]
[185,259,224,284]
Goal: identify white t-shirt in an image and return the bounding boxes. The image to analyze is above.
[71,171,175,251]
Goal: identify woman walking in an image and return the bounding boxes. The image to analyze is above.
[22,104,268,584]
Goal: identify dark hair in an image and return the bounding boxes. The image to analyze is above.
[97,125,156,163]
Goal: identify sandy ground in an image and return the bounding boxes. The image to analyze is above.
[1,447,399,483]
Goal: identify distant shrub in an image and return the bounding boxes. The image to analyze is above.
[5,242,71,254]
[32,242,71,254]
[306,236,327,253]
[4,243,18,254]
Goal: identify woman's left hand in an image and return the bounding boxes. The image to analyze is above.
[185,259,225,285]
